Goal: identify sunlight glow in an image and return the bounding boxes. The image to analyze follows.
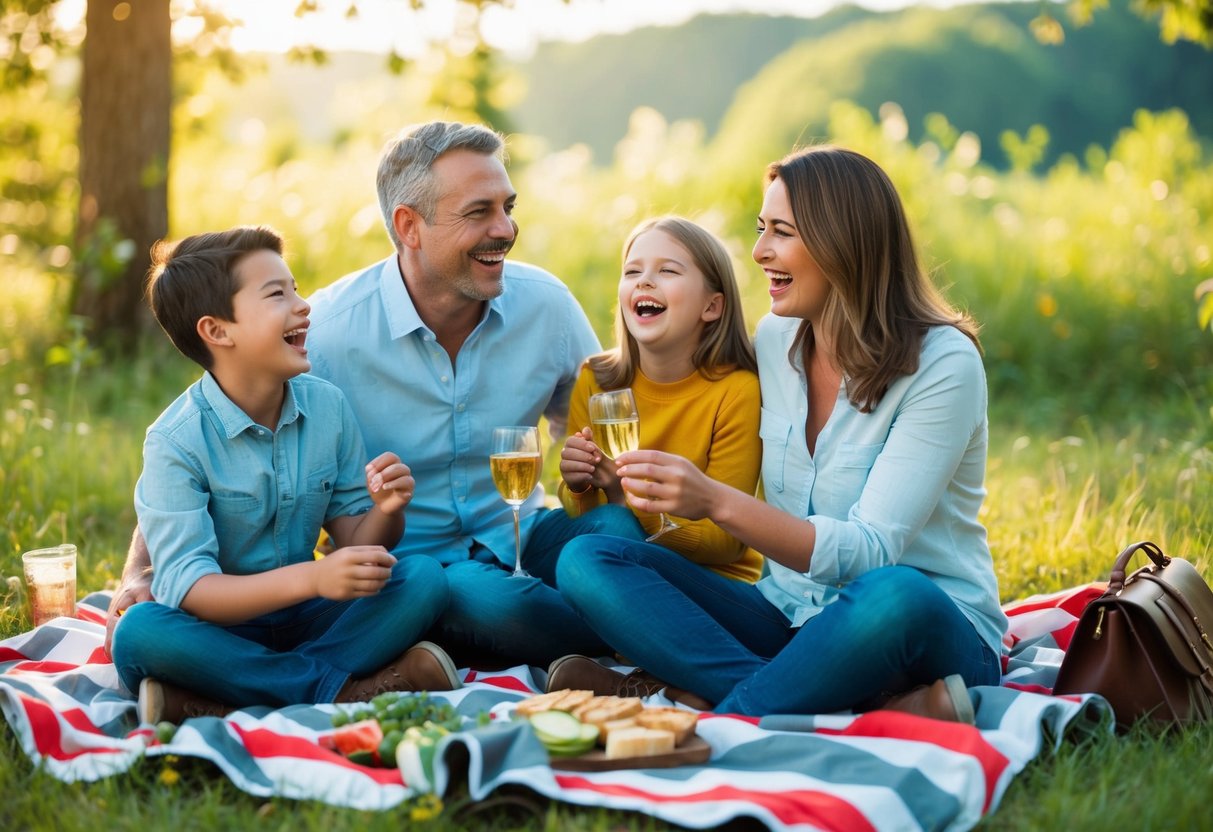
[201,0,975,56]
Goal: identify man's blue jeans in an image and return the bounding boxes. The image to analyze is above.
[435,504,646,668]
[557,534,1002,716]
[112,555,449,706]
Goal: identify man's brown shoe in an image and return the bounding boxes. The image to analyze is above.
[546,655,659,697]
[879,675,975,724]
[139,677,233,724]
[334,641,461,703]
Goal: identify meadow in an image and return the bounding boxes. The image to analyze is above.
[2,66,1213,829]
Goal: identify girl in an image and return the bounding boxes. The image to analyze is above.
[557,216,763,582]
[553,149,1007,721]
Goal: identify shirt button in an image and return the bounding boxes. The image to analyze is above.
[803,590,812,598]
[459,495,467,502]
[440,375,449,383]
[456,403,466,412]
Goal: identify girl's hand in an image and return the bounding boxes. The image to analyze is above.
[560,427,618,493]
[366,452,415,515]
[314,546,396,600]
[616,450,718,520]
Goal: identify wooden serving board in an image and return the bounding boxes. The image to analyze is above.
[548,735,711,772]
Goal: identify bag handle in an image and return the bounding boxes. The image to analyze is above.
[1107,541,1170,595]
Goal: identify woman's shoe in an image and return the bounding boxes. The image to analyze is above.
[880,674,975,724]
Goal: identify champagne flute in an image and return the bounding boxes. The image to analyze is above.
[589,389,680,542]
[490,426,542,578]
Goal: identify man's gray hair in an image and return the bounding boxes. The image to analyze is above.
[376,121,506,248]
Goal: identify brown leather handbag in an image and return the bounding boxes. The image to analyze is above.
[1053,541,1213,729]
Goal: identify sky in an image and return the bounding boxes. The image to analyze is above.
[148,0,978,58]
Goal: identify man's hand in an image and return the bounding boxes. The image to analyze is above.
[366,452,415,516]
[313,546,396,600]
[104,568,152,659]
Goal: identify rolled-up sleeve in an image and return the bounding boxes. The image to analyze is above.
[545,292,601,433]
[808,344,985,586]
[135,430,223,609]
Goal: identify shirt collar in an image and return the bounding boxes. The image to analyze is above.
[199,372,303,438]
[377,255,508,340]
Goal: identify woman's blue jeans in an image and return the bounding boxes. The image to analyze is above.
[112,555,450,706]
[434,504,646,667]
[557,534,1001,716]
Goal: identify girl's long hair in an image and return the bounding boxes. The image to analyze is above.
[589,216,757,390]
[769,146,980,412]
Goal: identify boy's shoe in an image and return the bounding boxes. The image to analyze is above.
[138,677,234,724]
[879,675,975,724]
[334,641,461,702]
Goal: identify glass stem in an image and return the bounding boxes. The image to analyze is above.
[512,506,523,576]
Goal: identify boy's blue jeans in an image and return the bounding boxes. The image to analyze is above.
[112,555,449,706]
[557,534,1002,716]
[434,504,646,667]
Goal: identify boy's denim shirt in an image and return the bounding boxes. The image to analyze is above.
[135,372,373,609]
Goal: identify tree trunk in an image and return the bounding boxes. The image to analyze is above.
[73,0,171,349]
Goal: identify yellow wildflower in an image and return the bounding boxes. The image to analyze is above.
[409,794,444,822]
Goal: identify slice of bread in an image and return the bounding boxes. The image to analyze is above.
[635,707,699,745]
[571,695,616,720]
[515,689,593,717]
[604,726,676,759]
[579,696,643,726]
[550,689,595,712]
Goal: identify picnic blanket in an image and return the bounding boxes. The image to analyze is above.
[1,586,1114,832]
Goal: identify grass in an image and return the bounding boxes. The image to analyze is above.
[2,275,1213,830]
[3,363,1210,829]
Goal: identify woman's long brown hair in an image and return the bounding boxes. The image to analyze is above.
[769,146,980,412]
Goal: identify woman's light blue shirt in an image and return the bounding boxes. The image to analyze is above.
[754,315,1007,657]
[135,373,374,610]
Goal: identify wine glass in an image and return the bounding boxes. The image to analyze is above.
[589,389,680,542]
[490,426,542,578]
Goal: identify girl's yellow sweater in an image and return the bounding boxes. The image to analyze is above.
[559,364,764,583]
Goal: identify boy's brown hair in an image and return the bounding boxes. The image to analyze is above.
[145,226,284,369]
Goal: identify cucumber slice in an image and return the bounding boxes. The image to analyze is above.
[528,710,583,743]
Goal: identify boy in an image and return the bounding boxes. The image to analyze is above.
[112,226,457,724]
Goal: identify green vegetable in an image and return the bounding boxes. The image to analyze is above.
[325,692,472,768]
[528,712,598,756]
[154,721,176,744]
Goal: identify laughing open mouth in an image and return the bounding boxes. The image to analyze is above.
[633,299,667,318]
[471,247,510,266]
[765,269,792,289]
[284,327,307,348]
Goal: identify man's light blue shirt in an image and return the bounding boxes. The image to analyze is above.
[754,316,1008,657]
[305,256,600,565]
[135,372,374,610]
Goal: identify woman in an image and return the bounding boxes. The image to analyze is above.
[552,146,1007,719]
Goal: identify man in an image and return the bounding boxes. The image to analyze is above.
[107,120,642,672]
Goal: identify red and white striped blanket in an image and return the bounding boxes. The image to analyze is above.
[1,587,1112,831]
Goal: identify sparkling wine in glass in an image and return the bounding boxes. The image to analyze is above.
[490,426,542,578]
[589,388,680,542]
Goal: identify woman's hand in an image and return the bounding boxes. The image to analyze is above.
[313,546,396,600]
[615,450,720,521]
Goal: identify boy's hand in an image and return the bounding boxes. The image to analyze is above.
[366,452,414,515]
[314,546,396,600]
[559,427,618,494]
